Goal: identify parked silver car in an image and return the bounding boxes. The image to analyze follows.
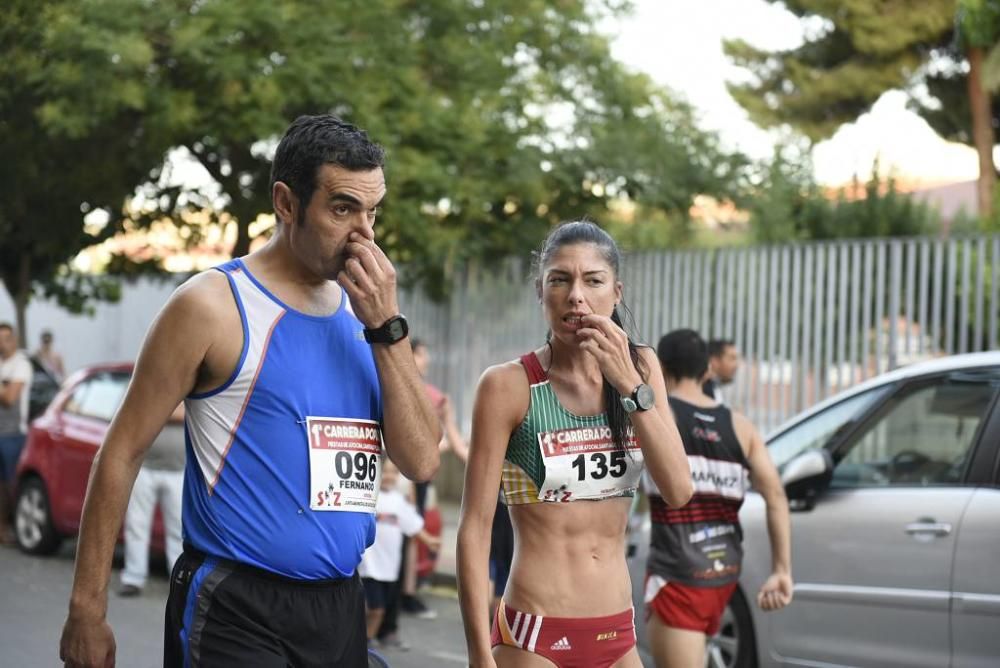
[629,351,1000,668]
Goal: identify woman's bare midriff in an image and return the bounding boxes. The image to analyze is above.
[503,496,634,617]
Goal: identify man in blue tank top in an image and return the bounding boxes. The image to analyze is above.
[60,115,442,667]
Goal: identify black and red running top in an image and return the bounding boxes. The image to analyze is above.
[646,397,751,588]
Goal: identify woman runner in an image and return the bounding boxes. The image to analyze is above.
[457,221,692,667]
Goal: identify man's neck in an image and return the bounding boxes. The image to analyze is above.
[667,378,717,406]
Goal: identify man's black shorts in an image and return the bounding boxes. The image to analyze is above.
[164,548,367,667]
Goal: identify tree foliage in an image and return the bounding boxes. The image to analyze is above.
[724,0,956,142]
[724,0,999,221]
[4,0,745,318]
[0,0,169,340]
[749,148,937,243]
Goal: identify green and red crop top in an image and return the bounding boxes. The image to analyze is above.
[501,353,644,505]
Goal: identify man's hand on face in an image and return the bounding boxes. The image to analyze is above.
[337,233,400,329]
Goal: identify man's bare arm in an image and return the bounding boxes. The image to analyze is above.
[337,233,441,481]
[371,343,442,481]
[738,414,793,611]
[60,273,226,666]
[0,380,25,407]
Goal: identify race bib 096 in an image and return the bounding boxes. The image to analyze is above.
[307,417,383,513]
[537,426,643,502]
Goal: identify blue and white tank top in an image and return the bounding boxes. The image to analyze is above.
[181,258,383,579]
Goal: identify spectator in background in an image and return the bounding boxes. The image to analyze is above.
[360,460,440,646]
[0,322,33,545]
[118,403,186,597]
[379,338,466,641]
[702,339,740,404]
[413,338,468,464]
[33,330,65,381]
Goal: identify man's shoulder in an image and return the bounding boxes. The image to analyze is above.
[176,267,233,300]
[2,351,32,377]
[162,269,238,324]
[728,410,761,454]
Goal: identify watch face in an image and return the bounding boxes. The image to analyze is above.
[621,396,638,413]
[636,383,655,410]
[364,315,408,345]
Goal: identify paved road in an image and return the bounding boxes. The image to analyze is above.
[0,542,468,667]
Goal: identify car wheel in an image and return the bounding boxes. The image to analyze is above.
[705,587,757,668]
[15,477,62,556]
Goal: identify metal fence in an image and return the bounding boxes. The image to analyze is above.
[2,234,995,448]
[403,235,1000,438]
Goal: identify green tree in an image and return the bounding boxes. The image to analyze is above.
[0,0,169,343]
[956,0,1000,219]
[28,0,742,302]
[749,152,937,243]
[746,144,829,243]
[724,1,998,218]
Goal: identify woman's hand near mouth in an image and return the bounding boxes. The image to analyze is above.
[576,314,642,394]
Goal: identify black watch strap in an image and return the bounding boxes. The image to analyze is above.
[363,314,409,345]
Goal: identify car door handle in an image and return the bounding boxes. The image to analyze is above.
[904,521,952,537]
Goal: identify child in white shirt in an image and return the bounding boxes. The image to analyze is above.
[359,459,440,641]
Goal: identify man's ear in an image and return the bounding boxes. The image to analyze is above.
[272,181,297,226]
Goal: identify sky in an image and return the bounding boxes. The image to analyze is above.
[605,0,980,187]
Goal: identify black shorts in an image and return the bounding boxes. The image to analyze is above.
[362,577,392,611]
[413,481,430,515]
[164,548,367,667]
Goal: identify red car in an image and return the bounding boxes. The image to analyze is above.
[13,362,165,555]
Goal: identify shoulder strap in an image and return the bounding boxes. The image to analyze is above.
[519,352,547,385]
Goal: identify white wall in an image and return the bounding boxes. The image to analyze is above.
[0,276,188,376]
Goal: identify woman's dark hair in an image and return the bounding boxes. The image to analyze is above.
[534,220,647,454]
[269,114,385,225]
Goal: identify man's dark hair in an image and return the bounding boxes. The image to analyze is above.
[708,339,735,358]
[270,114,385,225]
[0,322,14,334]
[657,329,708,381]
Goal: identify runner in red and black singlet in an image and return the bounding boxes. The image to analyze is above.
[647,396,751,589]
[645,329,792,668]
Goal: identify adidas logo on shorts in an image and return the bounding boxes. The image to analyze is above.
[550,636,572,651]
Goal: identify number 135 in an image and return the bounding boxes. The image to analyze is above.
[571,451,627,481]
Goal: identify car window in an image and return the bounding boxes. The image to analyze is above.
[64,372,128,422]
[768,386,891,469]
[831,379,996,488]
